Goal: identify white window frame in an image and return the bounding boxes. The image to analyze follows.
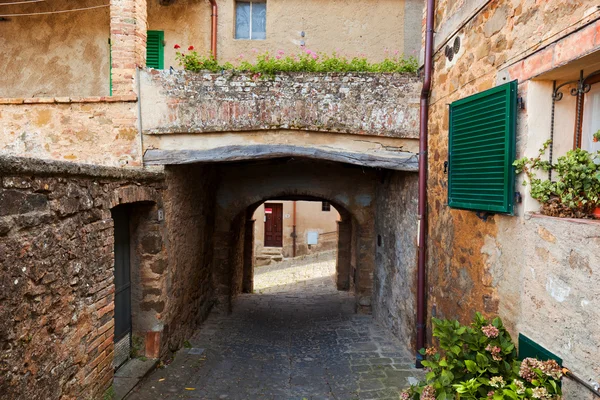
[582,83,600,153]
[235,0,266,41]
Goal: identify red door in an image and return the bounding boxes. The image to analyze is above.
[264,203,283,247]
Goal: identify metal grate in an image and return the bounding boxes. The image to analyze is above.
[448,80,518,214]
[113,333,131,369]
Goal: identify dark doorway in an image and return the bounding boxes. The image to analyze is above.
[264,202,283,247]
[112,206,132,369]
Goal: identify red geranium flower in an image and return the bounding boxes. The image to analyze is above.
[174,44,181,49]
[188,45,194,51]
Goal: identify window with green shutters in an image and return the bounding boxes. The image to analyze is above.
[146,30,164,69]
[448,80,518,214]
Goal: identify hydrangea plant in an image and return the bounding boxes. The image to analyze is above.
[402,313,562,400]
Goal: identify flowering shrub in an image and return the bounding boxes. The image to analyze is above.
[173,46,418,75]
[401,313,562,400]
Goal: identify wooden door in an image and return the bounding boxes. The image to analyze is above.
[264,203,283,247]
[112,206,132,369]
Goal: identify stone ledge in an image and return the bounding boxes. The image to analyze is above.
[528,212,600,225]
[0,156,164,182]
[0,95,138,105]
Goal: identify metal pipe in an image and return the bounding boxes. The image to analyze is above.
[416,0,435,369]
[562,368,600,397]
[292,200,297,257]
[209,0,218,59]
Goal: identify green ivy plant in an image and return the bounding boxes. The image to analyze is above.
[513,140,600,217]
[401,313,562,400]
[174,47,418,76]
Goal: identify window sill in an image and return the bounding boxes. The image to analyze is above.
[0,95,138,105]
[527,212,600,225]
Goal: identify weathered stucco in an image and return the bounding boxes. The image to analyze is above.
[0,1,110,98]
[427,0,600,396]
[0,98,141,167]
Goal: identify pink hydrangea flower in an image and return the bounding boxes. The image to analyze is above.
[482,324,500,338]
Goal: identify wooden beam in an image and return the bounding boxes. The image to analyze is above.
[143,145,419,171]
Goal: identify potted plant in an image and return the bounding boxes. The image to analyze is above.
[513,140,600,219]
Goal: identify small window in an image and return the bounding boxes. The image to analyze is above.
[235,1,266,40]
[322,201,331,212]
[146,30,164,69]
[581,82,600,153]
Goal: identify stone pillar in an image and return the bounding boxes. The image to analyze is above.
[355,223,375,313]
[110,0,147,95]
[242,219,255,293]
[336,219,352,291]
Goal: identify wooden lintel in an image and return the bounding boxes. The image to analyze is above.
[143,145,419,171]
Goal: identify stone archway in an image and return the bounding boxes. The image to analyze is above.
[210,158,378,313]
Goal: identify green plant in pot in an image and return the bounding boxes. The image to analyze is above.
[513,140,600,219]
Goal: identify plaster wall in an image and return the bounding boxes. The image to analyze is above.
[253,200,340,258]
[0,98,141,167]
[426,0,600,396]
[0,0,110,98]
[147,0,422,67]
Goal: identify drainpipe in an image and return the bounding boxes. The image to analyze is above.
[209,0,218,59]
[292,201,297,258]
[416,0,435,368]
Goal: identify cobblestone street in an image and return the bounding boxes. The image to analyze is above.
[126,253,421,400]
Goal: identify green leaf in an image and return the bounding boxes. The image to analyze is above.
[439,359,448,367]
[464,360,477,373]
[451,345,462,355]
[440,370,455,386]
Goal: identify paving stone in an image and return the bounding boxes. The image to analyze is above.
[126,256,421,399]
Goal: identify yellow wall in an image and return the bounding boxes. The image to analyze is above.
[0,0,110,97]
[148,0,419,69]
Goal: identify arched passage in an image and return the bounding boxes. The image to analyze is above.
[237,197,352,296]
[210,158,377,313]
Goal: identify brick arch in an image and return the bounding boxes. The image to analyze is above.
[108,185,161,209]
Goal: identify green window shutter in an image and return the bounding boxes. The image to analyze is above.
[448,80,518,214]
[518,334,562,364]
[146,30,164,69]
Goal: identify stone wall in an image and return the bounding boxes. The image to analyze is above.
[426,0,600,396]
[374,171,419,351]
[0,97,140,167]
[140,70,421,138]
[160,164,218,353]
[0,157,164,400]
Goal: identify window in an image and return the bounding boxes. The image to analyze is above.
[235,1,266,40]
[582,82,600,153]
[321,201,331,212]
[146,31,164,69]
[447,80,517,214]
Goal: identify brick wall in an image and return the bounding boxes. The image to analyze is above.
[0,157,164,400]
[140,70,421,138]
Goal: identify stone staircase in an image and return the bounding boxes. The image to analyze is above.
[255,247,284,266]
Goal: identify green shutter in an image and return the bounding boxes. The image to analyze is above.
[518,334,562,364]
[448,80,517,214]
[146,30,164,69]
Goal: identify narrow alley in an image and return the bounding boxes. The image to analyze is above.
[125,252,421,400]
